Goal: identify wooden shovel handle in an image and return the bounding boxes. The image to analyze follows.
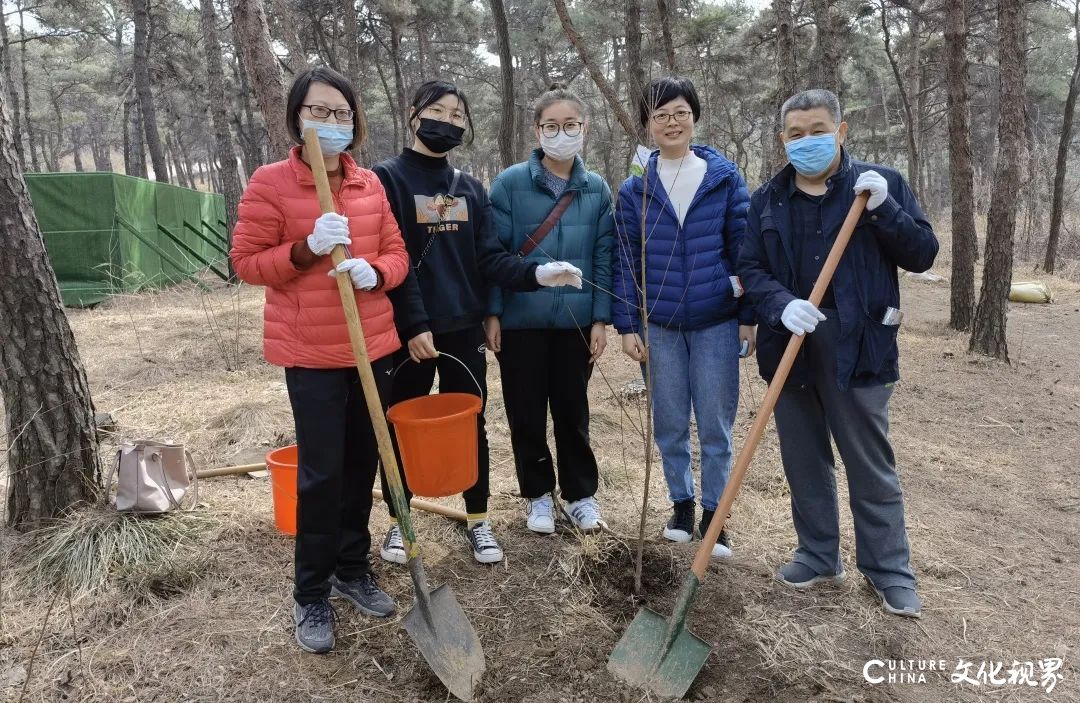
[691,191,870,579]
[302,129,420,560]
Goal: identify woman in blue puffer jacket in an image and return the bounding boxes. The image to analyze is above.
[485,82,614,536]
[613,76,756,558]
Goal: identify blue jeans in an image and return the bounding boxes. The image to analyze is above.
[644,319,740,511]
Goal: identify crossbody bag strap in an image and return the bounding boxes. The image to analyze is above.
[414,168,463,271]
[518,190,577,258]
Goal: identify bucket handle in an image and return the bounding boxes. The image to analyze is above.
[391,351,485,406]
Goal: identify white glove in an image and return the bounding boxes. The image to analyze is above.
[853,170,889,211]
[536,261,583,289]
[307,212,351,255]
[781,299,826,336]
[329,258,378,290]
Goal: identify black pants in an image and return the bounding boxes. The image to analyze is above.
[380,325,490,516]
[286,360,391,605]
[496,328,599,502]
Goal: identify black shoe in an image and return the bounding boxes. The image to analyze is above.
[293,599,336,653]
[699,509,733,559]
[330,572,396,617]
[662,500,695,543]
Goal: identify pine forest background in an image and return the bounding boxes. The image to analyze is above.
[2,0,1079,276]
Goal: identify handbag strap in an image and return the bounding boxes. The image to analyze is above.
[152,448,199,512]
[103,449,121,499]
[518,190,577,258]
[414,168,462,271]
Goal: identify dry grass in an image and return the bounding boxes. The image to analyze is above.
[17,505,219,600]
[2,258,1080,702]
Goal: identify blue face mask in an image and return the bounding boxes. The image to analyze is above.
[784,131,839,176]
[302,119,353,156]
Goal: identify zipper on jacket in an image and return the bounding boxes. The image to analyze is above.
[647,163,731,328]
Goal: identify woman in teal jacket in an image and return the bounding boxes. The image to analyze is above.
[485,82,614,535]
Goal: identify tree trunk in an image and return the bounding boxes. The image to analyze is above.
[908,3,925,199]
[127,95,148,178]
[809,0,843,95]
[624,0,647,144]
[656,0,676,71]
[201,0,243,273]
[970,0,1027,360]
[231,0,293,161]
[0,6,24,170]
[231,52,262,176]
[341,0,371,166]
[373,56,400,156]
[1045,0,1080,273]
[17,3,37,172]
[388,20,409,150]
[490,0,515,169]
[0,86,99,530]
[773,0,798,170]
[122,97,132,175]
[880,0,920,201]
[268,0,308,75]
[132,0,169,182]
[553,0,639,142]
[72,127,84,172]
[945,0,977,331]
[91,132,111,171]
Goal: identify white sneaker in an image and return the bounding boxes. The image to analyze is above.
[526,494,556,534]
[379,525,406,565]
[467,521,504,564]
[562,496,606,533]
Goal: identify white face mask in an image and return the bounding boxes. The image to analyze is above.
[540,131,584,161]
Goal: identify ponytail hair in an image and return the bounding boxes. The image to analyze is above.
[532,81,587,123]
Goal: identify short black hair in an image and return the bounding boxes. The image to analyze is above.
[638,76,701,127]
[409,79,475,145]
[285,66,367,149]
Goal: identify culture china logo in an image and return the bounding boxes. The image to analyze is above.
[862,658,1064,693]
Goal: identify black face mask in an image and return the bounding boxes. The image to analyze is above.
[415,117,465,154]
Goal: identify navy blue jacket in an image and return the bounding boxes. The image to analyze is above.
[737,151,939,389]
[612,145,753,334]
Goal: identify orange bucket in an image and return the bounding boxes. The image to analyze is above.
[387,392,482,498]
[266,444,298,536]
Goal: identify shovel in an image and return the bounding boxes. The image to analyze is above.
[303,129,485,702]
[608,192,870,699]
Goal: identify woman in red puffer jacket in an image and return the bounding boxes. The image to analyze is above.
[231,66,407,655]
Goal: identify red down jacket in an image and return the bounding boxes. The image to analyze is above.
[231,146,409,367]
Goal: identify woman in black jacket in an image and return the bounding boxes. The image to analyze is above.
[373,79,581,564]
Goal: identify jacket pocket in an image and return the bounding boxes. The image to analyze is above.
[854,315,899,379]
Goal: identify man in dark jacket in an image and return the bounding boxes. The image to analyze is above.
[737,89,938,618]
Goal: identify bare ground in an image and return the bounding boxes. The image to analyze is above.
[2,254,1078,703]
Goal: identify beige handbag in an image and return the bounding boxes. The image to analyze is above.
[106,440,199,513]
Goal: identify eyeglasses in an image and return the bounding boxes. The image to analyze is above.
[651,110,693,125]
[303,104,355,121]
[422,104,467,125]
[539,121,583,138]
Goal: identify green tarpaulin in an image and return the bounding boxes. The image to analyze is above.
[25,172,228,307]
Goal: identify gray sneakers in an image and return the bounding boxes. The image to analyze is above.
[330,572,396,618]
[865,576,922,618]
[293,599,336,653]
[775,561,846,589]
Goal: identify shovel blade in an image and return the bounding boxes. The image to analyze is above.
[403,584,485,702]
[607,607,711,699]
